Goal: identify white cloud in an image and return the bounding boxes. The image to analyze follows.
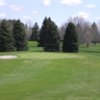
[0,13,6,18]
[10,4,23,11]
[61,0,82,6]
[43,0,51,6]
[0,0,6,6]
[86,4,96,8]
[33,10,38,15]
[73,11,90,19]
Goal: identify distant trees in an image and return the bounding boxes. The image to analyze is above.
[0,19,28,52]
[91,22,100,45]
[1,17,100,52]
[58,23,67,41]
[30,22,39,41]
[25,25,32,41]
[68,17,92,45]
[62,22,79,52]
[38,17,60,52]
[59,17,100,47]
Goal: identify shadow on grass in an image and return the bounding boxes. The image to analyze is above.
[81,50,100,54]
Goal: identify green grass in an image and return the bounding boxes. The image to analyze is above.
[0,42,100,100]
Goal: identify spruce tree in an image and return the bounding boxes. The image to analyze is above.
[62,22,79,52]
[38,17,48,47]
[38,17,60,51]
[30,22,39,41]
[44,18,60,52]
[13,20,28,51]
[0,20,15,52]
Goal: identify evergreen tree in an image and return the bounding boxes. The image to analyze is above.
[38,17,48,47]
[30,22,39,41]
[62,22,79,52]
[44,18,60,52]
[13,20,28,51]
[0,20,15,52]
[38,17,60,51]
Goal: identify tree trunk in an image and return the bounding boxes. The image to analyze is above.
[86,43,89,47]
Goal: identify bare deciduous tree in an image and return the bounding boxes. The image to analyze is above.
[58,23,67,41]
[68,17,93,47]
[91,22,100,45]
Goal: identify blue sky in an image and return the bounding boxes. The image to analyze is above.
[0,0,100,26]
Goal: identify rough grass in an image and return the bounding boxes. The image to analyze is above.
[0,42,100,100]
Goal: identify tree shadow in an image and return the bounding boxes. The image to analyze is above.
[81,50,100,54]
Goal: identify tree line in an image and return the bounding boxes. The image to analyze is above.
[29,17,100,52]
[0,16,100,52]
[30,17,79,52]
[59,17,100,47]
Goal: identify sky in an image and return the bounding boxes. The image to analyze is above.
[0,0,100,26]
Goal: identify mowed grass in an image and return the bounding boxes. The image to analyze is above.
[0,42,100,100]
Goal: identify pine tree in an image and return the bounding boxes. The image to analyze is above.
[13,20,28,51]
[30,22,39,41]
[38,17,48,47]
[62,22,79,52]
[44,18,60,52]
[0,20,15,52]
[38,17,60,51]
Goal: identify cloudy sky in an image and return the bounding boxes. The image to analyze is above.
[0,0,100,26]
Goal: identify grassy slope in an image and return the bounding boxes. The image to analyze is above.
[0,42,100,100]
